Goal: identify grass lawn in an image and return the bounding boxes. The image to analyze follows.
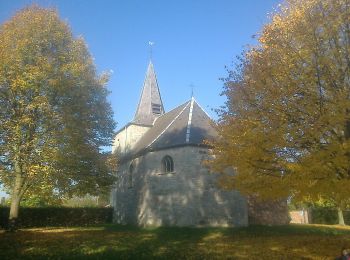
[0,224,349,259]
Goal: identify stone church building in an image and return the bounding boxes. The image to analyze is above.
[111,61,289,227]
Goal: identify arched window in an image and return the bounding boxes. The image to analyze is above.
[128,163,134,188]
[162,156,174,173]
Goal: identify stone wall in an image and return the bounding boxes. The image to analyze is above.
[247,196,290,225]
[112,124,151,154]
[112,146,248,227]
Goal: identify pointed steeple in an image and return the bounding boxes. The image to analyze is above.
[133,61,164,125]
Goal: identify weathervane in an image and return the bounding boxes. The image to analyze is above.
[148,41,155,60]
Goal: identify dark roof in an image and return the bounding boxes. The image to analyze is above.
[133,61,164,126]
[129,97,217,158]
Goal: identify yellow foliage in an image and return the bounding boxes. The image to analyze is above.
[0,5,116,212]
[210,0,350,206]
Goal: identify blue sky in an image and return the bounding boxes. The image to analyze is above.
[0,0,281,197]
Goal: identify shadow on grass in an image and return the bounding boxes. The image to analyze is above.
[232,224,350,236]
[0,224,350,259]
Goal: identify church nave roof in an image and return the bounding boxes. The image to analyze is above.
[130,97,217,157]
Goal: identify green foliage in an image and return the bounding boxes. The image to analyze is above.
[311,208,350,225]
[288,200,313,211]
[0,207,113,228]
[20,194,62,207]
[210,0,350,207]
[0,5,116,221]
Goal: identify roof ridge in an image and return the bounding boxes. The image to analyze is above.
[146,100,191,148]
[192,97,211,118]
[185,97,195,143]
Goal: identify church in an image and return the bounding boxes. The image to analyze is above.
[110,61,288,227]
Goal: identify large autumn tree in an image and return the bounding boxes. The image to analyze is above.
[0,6,116,228]
[211,0,350,224]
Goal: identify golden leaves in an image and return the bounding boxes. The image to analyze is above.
[0,5,116,205]
[210,0,350,203]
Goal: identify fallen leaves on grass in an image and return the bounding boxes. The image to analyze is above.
[0,224,349,259]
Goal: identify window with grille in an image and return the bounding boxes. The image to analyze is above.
[162,156,174,173]
[152,103,162,115]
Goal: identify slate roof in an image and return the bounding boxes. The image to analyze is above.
[129,97,218,159]
[133,61,164,126]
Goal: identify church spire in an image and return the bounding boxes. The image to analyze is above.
[133,61,164,125]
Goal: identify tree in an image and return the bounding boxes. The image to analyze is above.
[0,6,116,229]
[210,0,350,224]
[20,193,62,207]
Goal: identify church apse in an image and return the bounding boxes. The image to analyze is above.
[113,146,248,227]
[111,61,249,227]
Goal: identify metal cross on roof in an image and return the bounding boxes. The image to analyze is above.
[189,83,196,98]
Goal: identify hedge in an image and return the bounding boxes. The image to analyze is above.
[0,207,113,228]
[310,208,350,225]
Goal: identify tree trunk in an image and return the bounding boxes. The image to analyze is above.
[337,207,345,226]
[8,196,21,232]
[8,173,24,232]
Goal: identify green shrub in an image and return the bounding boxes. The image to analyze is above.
[0,207,113,228]
[310,208,350,225]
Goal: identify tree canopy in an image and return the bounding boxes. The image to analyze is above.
[210,0,350,210]
[0,6,116,226]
